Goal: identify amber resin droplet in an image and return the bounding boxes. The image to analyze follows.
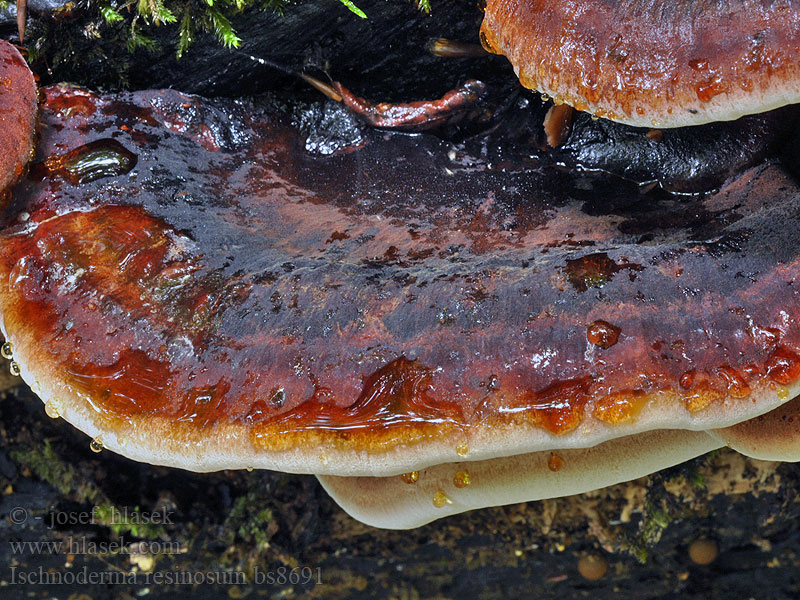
[453,470,471,488]
[679,370,695,390]
[400,471,419,484]
[778,387,790,400]
[716,365,751,399]
[548,452,564,472]
[1,341,13,359]
[456,441,469,457]
[89,436,104,453]
[587,320,621,349]
[432,489,450,508]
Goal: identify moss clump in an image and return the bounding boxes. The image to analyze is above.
[626,501,673,563]
[10,440,102,503]
[93,503,167,539]
[15,0,432,62]
[9,440,164,540]
[223,488,278,549]
[47,0,374,59]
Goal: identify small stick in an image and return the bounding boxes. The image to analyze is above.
[16,0,27,44]
[427,38,489,59]
[332,79,488,131]
[237,50,488,131]
[235,51,343,102]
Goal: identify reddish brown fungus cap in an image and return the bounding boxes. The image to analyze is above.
[0,40,37,197]
[2,85,800,486]
[480,0,800,126]
[711,396,800,460]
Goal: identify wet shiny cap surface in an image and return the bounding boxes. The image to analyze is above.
[2,85,800,475]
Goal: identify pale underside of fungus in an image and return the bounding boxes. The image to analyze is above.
[3,34,800,529]
[479,0,800,127]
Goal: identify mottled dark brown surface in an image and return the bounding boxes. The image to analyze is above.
[1,85,800,455]
[0,39,36,197]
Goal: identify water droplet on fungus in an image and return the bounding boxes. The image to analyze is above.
[456,441,469,457]
[587,320,621,349]
[716,365,751,398]
[44,400,61,419]
[682,382,724,413]
[432,489,450,508]
[766,346,800,385]
[1,341,13,359]
[269,387,286,407]
[593,390,647,424]
[9,361,20,376]
[679,370,695,389]
[90,436,104,453]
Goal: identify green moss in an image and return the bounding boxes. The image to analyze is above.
[93,503,167,539]
[224,489,277,549]
[21,0,430,62]
[623,500,672,564]
[10,440,103,504]
[690,470,707,491]
[10,440,164,540]
[93,0,376,58]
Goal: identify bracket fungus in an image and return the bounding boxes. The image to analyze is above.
[3,77,800,529]
[0,39,37,200]
[479,0,800,127]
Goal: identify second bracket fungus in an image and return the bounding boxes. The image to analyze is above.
[3,75,800,527]
[0,39,37,200]
[480,0,800,127]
